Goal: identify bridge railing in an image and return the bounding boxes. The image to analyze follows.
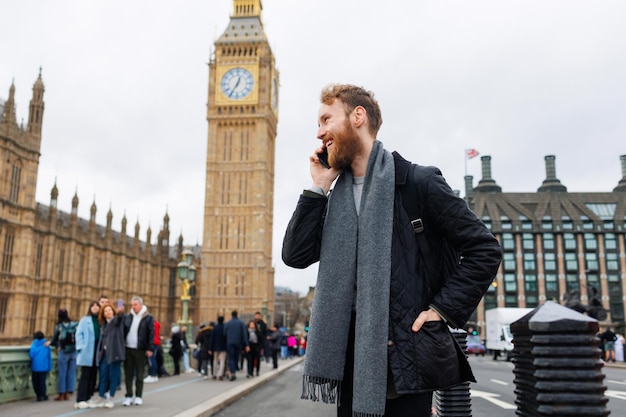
[0,345,182,405]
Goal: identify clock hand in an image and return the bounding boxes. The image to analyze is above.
[229,76,242,97]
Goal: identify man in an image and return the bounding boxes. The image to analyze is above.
[253,312,269,365]
[122,296,154,406]
[98,294,110,308]
[282,84,502,417]
[209,316,228,380]
[223,310,248,381]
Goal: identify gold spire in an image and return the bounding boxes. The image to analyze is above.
[232,0,262,17]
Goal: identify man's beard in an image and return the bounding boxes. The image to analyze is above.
[329,119,362,170]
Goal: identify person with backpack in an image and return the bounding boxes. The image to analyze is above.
[47,308,79,401]
[282,84,502,417]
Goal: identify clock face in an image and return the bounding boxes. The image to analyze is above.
[221,67,254,99]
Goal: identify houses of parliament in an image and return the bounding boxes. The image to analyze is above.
[2,0,626,345]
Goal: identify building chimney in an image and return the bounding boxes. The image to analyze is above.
[538,155,567,192]
[614,155,626,192]
[464,175,474,200]
[473,155,502,193]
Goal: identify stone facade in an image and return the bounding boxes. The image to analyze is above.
[200,0,278,325]
[0,72,181,345]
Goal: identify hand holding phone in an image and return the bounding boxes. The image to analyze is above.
[317,148,330,169]
[117,299,124,308]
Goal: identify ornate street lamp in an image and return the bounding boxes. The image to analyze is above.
[177,248,196,344]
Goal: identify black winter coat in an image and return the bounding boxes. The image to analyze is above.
[170,332,184,359]
[282,152,502,394]
[123,311,154,351]
[196,328,213,360]
[98,313,126,365]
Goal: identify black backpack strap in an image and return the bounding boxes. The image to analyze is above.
[393,152,436,292]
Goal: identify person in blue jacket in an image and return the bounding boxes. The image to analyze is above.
[29,330,52,401]
[74,301,101,409]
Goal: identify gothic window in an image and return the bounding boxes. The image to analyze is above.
[57,249,66,281]
[1,229,15,274]
[0,294,7,333]
[9,163,21,203]
[34,242,44,278]
[28,298,38,335]
[77,252,85,284]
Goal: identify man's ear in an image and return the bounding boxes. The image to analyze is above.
[353,106,366,128]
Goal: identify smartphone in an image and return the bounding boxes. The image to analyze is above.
[317,148,330,169]
[116,299,124,308]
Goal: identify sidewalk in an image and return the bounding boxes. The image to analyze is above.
[0,357,304,417]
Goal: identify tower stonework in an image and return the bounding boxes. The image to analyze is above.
[200,0,278,324]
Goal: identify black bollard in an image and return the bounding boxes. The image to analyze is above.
[433,328,472,417]
[510,301,609,417]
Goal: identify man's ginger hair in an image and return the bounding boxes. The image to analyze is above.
[320,84,383,137]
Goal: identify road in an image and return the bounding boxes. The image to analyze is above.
[214,356,626,417]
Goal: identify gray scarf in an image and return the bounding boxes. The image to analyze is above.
[302,141,395,417]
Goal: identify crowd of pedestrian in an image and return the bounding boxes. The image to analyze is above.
[29,294,156,409]
[29,301,300,409]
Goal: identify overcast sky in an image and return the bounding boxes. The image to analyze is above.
[2,1,625,294]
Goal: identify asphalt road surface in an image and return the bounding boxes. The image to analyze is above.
[214,356,626,417]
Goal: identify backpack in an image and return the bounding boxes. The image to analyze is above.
[393,151,462,305]
[59,321,78,350]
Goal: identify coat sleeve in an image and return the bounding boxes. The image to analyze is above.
[75,317,87,351]
[282,192,328,269]
[419,167,502,328]
[49,324,60,348]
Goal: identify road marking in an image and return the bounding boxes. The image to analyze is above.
[606,390,626,401]
[471,389,516,409]
[608,380,626,386]
[490,379,509,386]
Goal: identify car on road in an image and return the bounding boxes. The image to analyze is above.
[466,334,486,356]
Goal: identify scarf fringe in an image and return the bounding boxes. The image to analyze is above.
[353,413,384,417]
[301,375,341,404]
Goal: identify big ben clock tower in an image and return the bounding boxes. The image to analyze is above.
[200,0,279,324]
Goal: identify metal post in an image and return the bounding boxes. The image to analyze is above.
[510,301,609,417]
[434,328,472,417]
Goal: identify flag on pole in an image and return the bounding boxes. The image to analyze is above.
[466,149,479,159]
